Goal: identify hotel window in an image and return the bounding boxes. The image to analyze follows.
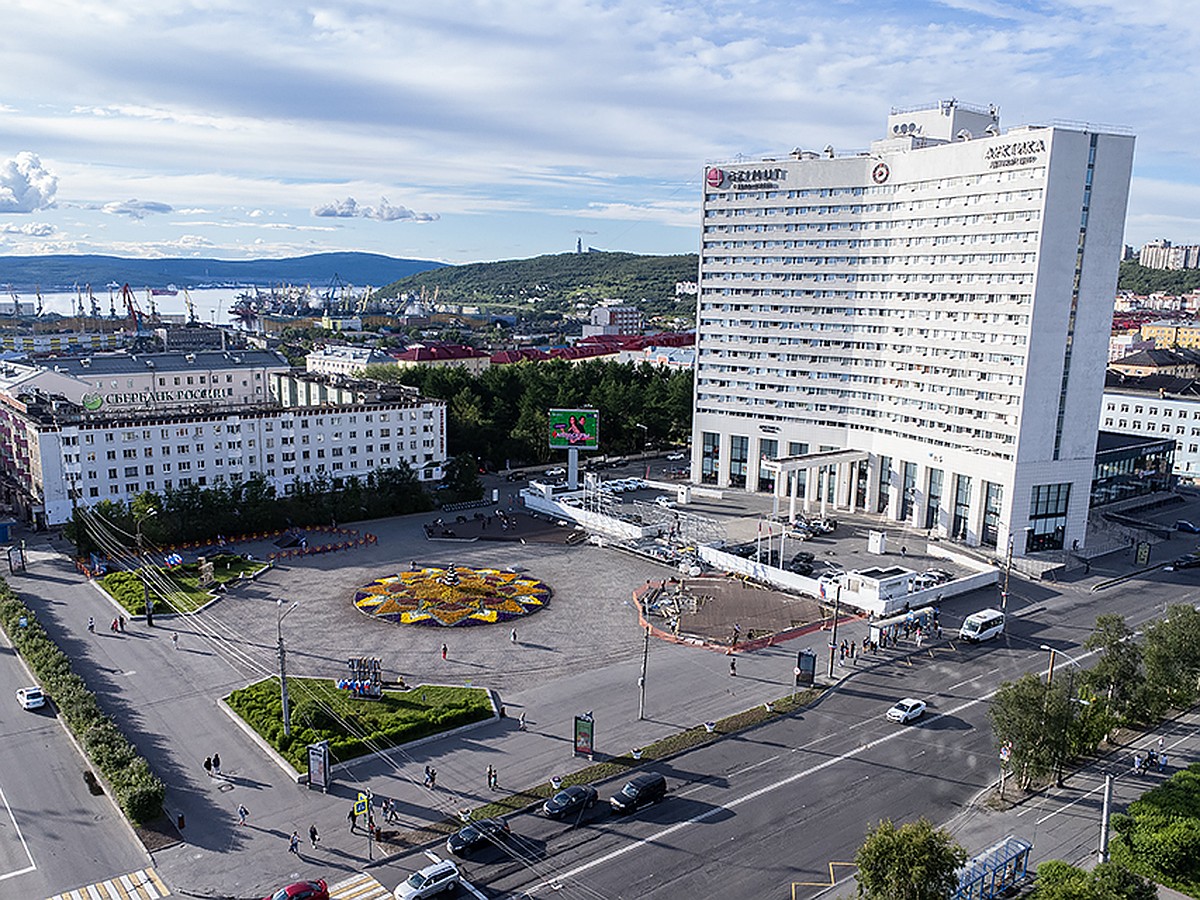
[925,468,944,530]
[701,432,720,484]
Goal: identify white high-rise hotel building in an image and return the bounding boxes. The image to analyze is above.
[692,101,1134,558]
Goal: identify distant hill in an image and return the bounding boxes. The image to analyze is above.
[0,252,446,292]
[1118,260,1200,295]
[375,251,699,310]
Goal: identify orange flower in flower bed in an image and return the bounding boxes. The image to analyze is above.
[353,566,551,627]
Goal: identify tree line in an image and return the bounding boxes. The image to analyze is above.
[65,468,431,557]
[365,358,695,470]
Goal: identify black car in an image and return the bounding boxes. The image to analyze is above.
[445,817,510,857]
[610,772,667,813]
[542,784,598,819]
[1169,553,1200,570]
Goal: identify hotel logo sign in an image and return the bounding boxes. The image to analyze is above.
[706,166,787,190]
[985,138,1046,169]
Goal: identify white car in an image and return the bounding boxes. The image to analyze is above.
[654,496,674,508]
[886,698,926,724]
[666,452,686,461]
[394,859,460,899]
[16,686,45,710]
[545,467,566,478]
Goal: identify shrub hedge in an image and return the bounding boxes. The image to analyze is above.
[0,588,164,824]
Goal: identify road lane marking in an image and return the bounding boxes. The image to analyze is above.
[329,872,390,899]
[792,861,857,889]
[0,784,35,882]
[533,690,999,894]
[44,868,168,899]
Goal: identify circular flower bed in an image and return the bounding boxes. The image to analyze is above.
[354,566,552,627]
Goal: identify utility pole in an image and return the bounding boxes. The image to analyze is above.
[638,625,650,720]
[1098,774,1113,864]
[827,585,841,678]
[277,600,298,737]
[1001,533,1013,613]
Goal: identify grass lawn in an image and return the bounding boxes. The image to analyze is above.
[225,677,494,769]
[100,554,270,614]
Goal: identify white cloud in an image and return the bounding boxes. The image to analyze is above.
[0,152,58,213]
[101,198,173,219]
[312,196,438,222]
[1,221,56,236]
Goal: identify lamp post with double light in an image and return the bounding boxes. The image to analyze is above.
[277,600,299,737]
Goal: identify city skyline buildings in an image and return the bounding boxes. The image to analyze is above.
[0,2,1193,266]
[690,100,1135,557]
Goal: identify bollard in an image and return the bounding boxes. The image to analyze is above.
[177,813,185,829]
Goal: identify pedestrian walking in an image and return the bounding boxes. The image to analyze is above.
[118,615,126,632]
[1133,754,1143,774]
[429,767,437,789]
[237,803,249,826]
[289,831,300,855]
[518,711,527,731]
[212,753,221,776]
[510,627,518,644]
[486,765,495,790]
[424,765,433,788]
[1159,753,1168,773]
[900,545,907,558]
[1158,736,1165,754]
[204,756,213,777]
[729,657,737,677]
[88,616,95,633]
[171,631,179,650]
[348,808,357,832]
[441,643,448,661]
[309,823,320,849]
[111,617,119,632]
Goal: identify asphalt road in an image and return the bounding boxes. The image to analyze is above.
[371,552,1200,899]
[0,618,150,898]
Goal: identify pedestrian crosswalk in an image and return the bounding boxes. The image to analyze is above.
[330,872,392,899]
[46,867,170,900]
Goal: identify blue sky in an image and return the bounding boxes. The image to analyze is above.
[0,0,1196,266]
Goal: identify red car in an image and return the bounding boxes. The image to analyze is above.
[263,880,328,900]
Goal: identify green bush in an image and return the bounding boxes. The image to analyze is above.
[0,587,165,824]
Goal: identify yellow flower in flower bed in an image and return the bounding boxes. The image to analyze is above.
[354,566,551,627]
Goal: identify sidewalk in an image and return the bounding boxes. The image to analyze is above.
[943,707,1200,878]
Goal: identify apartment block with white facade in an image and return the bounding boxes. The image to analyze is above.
[692,100,1134,557]
[0,353,446,528]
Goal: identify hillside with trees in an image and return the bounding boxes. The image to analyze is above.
[1118,260,1200,295]
[375,251,698,317]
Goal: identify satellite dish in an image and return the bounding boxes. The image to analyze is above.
[823,144,834,158]
[956,129,972,141]
[985,124,999,136]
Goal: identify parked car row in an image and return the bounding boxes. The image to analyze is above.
[386,773,668,897]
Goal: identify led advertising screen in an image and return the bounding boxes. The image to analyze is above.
[548,408,600,451]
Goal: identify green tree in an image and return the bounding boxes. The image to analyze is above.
[989,673,1057,789]
[854,818,966,900]
[1083,614,1142,726]
[1139,605,1200,719]
[441,453,483,502]
[1032,859,1156,900]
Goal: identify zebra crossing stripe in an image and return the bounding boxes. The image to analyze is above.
[45,868,169,900]
[329,871,390,899]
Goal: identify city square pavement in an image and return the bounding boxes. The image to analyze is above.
[9,478,1190,899]
[9,497,876,899]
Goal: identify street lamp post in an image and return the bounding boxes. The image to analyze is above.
[135,508,158,625]
[277,599,299,737]
[634,423,649,449]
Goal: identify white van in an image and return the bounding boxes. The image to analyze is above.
[959,608,1005,642]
